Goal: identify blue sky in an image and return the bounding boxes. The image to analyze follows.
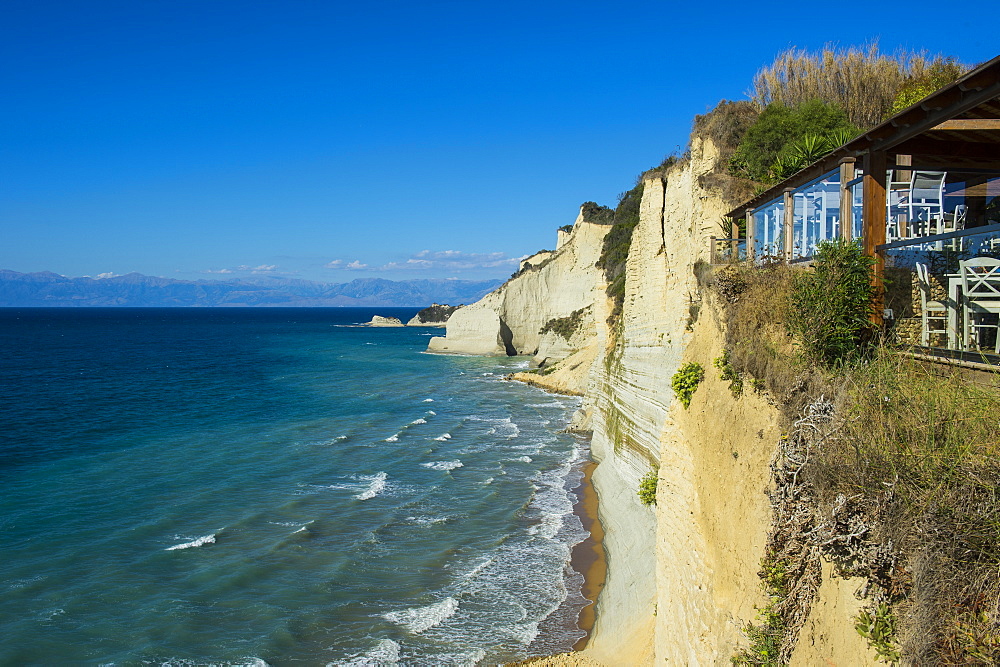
[1,1,994,282]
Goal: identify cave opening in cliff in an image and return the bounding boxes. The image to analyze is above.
[498,319,517,356]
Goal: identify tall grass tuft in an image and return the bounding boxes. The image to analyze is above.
[751,44,968,129]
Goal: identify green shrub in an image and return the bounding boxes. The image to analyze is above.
[671,362,705,409]
[787,239,876,366]
[557,224,574,233]
[580,201,614,225]
[856,603,901,663]
[637,470,658,505]
[728,100,859,184]
[539,308,587,340]
[714,349,744,397]
[596,182,645,323]
[732,556,789,665]
[890,56,967,114]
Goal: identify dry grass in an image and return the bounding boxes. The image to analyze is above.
[712,262,1000,662]
[812,353,1000,663]
[714,263,831,420]
[751,44,966,129]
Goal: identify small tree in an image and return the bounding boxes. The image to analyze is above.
[787,239,876,366]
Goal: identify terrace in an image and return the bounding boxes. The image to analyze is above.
[723,54,1000,366]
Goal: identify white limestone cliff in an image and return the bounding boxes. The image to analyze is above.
[427,210,610,360]
[436,136,874,664]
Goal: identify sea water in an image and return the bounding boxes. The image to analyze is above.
[0,308,590,665]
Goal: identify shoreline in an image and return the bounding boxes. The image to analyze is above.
[570,459,606,651]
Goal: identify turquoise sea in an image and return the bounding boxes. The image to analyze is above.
[0,308,590,666]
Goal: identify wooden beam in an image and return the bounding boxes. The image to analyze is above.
[892,137,1000,159]
[869,84,1000,153]
[839,157,856,241]
[931,118,1000,131]
[863,150,887,326]
[745,208,755,262]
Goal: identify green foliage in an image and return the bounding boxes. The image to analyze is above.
[637,470,658,505]
[787,239,876,366]
[714,349,744,397]
[580,201,614,225]
[856,603,900,663]
[728,100,859,184]
[557,224,574,233]
[539,308,587,341]
[732,556,789,665]
[671,362,705,409]
[890,57,967,114]
[597,182,645,323]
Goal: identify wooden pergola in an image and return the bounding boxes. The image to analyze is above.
[727,54,1000,322]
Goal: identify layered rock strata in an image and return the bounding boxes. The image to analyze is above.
[437,137,875,664]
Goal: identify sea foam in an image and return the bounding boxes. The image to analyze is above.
[165,534,216,550]
[384,597,459,633]
[338,639,401,666]
[354,472,388,501]
[421,460,463,471]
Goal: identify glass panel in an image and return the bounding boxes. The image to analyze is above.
[752,197,784,261]
[791,170,840,259]
[884,227,1000,355]
[710,238,747,264]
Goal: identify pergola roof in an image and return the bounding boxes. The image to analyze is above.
[727,54,1000,219]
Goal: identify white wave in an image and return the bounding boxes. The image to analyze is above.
[515,455,533,463]
[269,520,313,528]
[384,435,399,442]
[481,477,494,485]
[427,410,436,416]
[410,418,427,425]
[337,638,401,666]
[166,533,216,551]
[463,557,494,580]
[421,460,463,471]
[422,398,434,402]
[383,597,459,633]
[433,433,451,441]
[406,515,448,525]
[354,472,388,501]
[508,620,541,645]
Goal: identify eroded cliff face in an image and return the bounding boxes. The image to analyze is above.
[433,136,873,664]
[427,211,610,360]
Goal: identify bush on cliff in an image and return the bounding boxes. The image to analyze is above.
[671,362,704,409]
[787,239,876,366]
[637,471,658,505]
[596,182,644,325]
[728,100,859,184]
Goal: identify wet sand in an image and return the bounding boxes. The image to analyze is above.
[571,460,606,650]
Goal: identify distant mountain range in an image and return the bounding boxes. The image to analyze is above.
[0,270,502,307]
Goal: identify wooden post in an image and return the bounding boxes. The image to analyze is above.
[783,188,795,262]
[731,216,739,261]
[839,157,856,241]
[709,236,716,264]
[745,208,755,263]
[862,149,887,325]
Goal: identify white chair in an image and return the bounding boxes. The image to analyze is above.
[958,257,1000,354]
[908,171,946,236]
[915,263,948,347]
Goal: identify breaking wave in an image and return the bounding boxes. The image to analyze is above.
[383,597,459,634]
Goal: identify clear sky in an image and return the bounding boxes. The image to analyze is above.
[2,1,994,282]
